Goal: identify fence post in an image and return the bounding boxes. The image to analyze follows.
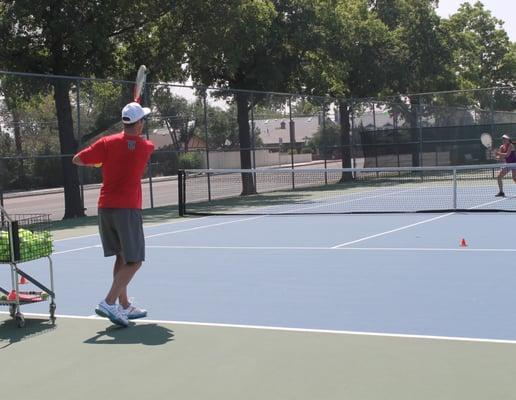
[250,93,257,189]
[350,99,356,175]
[322,101,327,185]
[372,101,378,170]
[453,168,457,210]
[288,96,295,189]
[143,81,154,208]
[418,95,424,168]
[489,88,496,139]
[76,81,85,212]
[202,90,211,201]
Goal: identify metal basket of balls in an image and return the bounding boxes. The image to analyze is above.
[0,206,56,328]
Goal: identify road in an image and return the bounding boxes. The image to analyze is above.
[3,160,344,220]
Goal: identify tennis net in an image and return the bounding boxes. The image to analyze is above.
[178,164,516,215]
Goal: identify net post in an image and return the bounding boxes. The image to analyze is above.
[178,170,185,216]
[452,168,457,210]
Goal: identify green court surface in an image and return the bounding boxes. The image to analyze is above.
[1,314,515,400]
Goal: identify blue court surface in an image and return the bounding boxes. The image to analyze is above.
[6,211,516,342]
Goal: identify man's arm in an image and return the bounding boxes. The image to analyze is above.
[72,154,86,166]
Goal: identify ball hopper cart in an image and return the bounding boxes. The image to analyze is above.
[0,205,56,327]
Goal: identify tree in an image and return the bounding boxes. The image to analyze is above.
[152,88,242,152]
[181,0,318,195]
[153,88,196,151]
[373,0,456,166]
[0,1,185,218]
[444,2,515,113]
[301,0,394,179]
[445,1,515,90]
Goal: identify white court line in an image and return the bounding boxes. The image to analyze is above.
[1,311,515,345]
[54,215,211,242]
[331,198,506,249]
[332,213,454,248]
[145,215,264,239]
[53,245,101,255]
[52,193,506,254]
[52,215,265,255]
[51,216,264,255]
[145,245,516,253]
[276,186,422,213]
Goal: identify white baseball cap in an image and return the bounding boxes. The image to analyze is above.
[502,134,511,140]
[122,102,151,124]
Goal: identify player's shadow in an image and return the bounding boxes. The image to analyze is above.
[0,317,56,349]
[84,323,174,346]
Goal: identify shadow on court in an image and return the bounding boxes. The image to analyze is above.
[84,322,174,346]
[0,317,56,349]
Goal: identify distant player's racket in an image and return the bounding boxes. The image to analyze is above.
[133,65,147,104]
[480,133,492,149]
[480,133,494,160]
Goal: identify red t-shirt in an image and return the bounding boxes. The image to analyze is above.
[77,132,154,209]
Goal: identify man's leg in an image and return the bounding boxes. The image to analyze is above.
[111,254,142,308]
[105,256,142,305]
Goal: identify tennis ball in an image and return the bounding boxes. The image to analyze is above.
[40,292,49,300]
[18,228,34,242]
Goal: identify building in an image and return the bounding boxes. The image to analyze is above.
[253,116,322,148]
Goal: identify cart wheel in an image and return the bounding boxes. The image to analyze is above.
[9,304,16,318]
[49,302,56,324]
[15,313,25,328]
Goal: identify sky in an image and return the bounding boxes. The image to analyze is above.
[435,0,515,41]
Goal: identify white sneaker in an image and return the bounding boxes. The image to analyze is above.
[119,304,147,320]
[95,300,129,327]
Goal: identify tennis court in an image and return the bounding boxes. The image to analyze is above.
[2,178,516,399]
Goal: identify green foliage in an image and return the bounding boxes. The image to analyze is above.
[32,147,63,189]
[306,120,341,157]
[443,2,515,111]
[178,152,202,170]
[389,0,456,94]
[151,145,180,176]
[444,2,514,90]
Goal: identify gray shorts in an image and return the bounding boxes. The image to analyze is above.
[98,208,145,263]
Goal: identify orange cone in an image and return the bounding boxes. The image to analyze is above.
[19,276,28,285]
[7,290,17,300]
[460,238,468,247]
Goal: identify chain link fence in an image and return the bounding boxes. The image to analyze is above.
[0,70,514,218]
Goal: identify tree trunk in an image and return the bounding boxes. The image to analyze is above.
[339,101,353,182]
[236,92,256,195]
[53,79,85,219]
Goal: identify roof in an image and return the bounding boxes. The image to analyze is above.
[254,116,321,145]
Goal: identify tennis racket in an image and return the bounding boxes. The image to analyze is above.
[133,65,147,104]
[480,133,493,149]
[480,133,495,160]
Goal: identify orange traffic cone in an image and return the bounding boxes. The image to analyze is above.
[19,276,28,285]
[460,238,468,247]
[7,290,17,300]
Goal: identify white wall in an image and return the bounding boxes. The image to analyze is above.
[198,149,312,169]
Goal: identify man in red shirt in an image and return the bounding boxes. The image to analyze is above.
[73,102,154,326]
